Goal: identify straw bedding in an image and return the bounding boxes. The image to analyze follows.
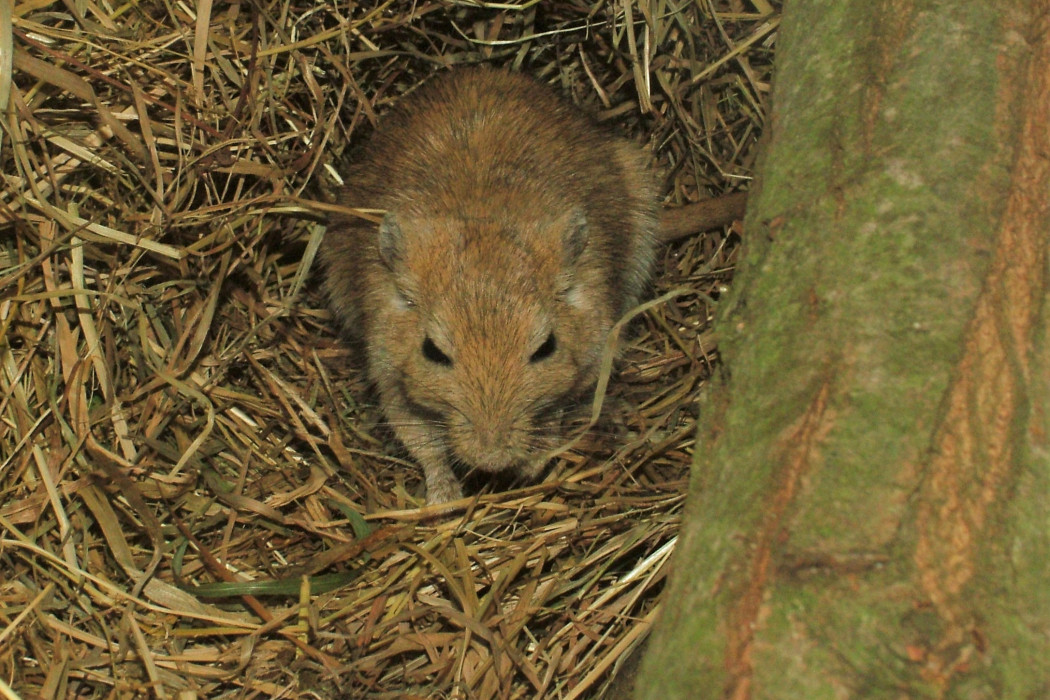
[0,1,777,697]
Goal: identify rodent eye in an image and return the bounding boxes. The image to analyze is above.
[394,287,415,309]
[529,332,557,363]
[421,337,452,366]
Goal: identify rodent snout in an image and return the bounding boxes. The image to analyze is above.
[448,411,547,475]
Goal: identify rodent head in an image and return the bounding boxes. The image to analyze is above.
[368,206,612,477]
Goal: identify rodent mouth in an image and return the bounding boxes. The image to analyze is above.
[450,428,556,477]
[455,447,530,474]
[453,451,551,494]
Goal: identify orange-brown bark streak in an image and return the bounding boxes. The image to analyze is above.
[859,1,915,154]
[913,8,1050,691]
[724,381,832,700]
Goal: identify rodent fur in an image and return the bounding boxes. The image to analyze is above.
[320,67,739,505]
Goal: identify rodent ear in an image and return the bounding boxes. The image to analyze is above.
[378,212,404,270]
[562,208,589,266]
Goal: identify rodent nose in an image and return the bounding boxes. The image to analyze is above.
[473,422,502,454]
[459,415,518,470]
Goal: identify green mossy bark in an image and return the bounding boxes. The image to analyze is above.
[637,0,1049,697]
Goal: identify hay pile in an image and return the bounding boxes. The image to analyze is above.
[1,1,777,697]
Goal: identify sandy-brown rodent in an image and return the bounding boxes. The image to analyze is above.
[320,67,744,505]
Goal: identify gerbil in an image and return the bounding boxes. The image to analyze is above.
[321,67,744,505]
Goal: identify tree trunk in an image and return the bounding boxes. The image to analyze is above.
[637,1,1050,698]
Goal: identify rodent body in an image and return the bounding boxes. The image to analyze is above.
[321,68,738,505]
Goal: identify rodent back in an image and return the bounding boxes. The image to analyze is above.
[322,68,659,339]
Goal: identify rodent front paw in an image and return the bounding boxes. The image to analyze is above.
[425,471,463,505]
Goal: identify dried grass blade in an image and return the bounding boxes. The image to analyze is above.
[13,51,147,162]
[0,0,11,119]
[191,0,213,102]
[27,197,184,259]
